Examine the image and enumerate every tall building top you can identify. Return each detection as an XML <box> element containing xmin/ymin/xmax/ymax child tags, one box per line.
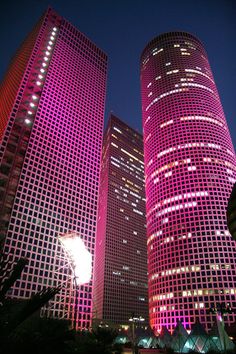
<box><xmin>141</xmin><ymin>31</ymin><xmax>204</xmax><ymax>61</ymax></box>
<box><xmin>107</xmin><ymin>113</ymin><xmax>143</xmax><ymax>143</ymax></box>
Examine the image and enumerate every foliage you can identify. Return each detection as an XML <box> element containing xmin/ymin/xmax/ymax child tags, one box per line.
<box><xmin>0</xmin><ymin>256</ymin><xmax>28</xmax><ymax>303</ymax></box>
<box><xmin>65</xmin><ymin>327</ymin><xmax>122</xmax><ymax>354</ymax></box>
<box><xmin>1</xmin><ymin>315</ymin><xmax>72</xmax><ymax>354</ymax></box>
<box><xmin>0</xmin><ymin>255</ymin><xmax>61</xmax><ymax>334</ymax></box>
<box><xmin>0</xmin><ymin>255</ymin><xmax>123</xmax><ymax>353</ymax></box>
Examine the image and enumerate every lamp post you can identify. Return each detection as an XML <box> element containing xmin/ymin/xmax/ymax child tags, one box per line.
<box><xmin>129</xmin><ymin>314</ymin><xmax>145</xmax><ymax>354</ymax></box>
<box><xmin>209</xmin><ymin>303</ymin><xmax>232</xmax><ymax>352</ymax></box>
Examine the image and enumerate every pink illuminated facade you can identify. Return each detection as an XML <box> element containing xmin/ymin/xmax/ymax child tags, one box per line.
<box><xmin>140</xmin><ymin>32</ymin><xmax>236</xmax><ymax>333</ymax></box>
<box><xmin>93</xmin><ymin>114</ymin><xmax>148</xmax><ymax>325</ymax></box>
<box><xmin>0</xmin><ymin>8</ymin><xmax>107</xmax><ymax>329</ymax></box>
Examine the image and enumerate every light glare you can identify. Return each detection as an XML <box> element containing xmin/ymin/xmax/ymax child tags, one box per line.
<box><xmin>59</xmin><ymin>232</ymin><xmax>92</xmax><ymax>285</ymax></box>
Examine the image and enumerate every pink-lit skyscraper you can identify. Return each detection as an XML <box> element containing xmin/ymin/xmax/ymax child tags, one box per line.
<box><xmin>0</xmin><ymin>8</ymin><xmax>107</xmax><ymax>329</ymax></box>
<box><xmin>93</xmin><ymin>114</ymin><xmax>148</xmax><ymax>326</ymax></box>
<box><xmin>140</xmin><ymin>32</ymin><xmax>236</xmax><ymax>333</ymax></box>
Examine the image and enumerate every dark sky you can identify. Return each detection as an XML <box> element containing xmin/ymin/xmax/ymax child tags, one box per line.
<box><xmin>1</xmin><ymin>0</ymin><xmax>235</xmax><ymax>146</ymax></box>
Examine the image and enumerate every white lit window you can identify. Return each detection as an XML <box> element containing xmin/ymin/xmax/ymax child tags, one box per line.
<box><xmin>123</xmin><ymin>266</ymin><xmax>130</xmax><ymax>270</ymax></box>
<box><xmin>188</xmin><ymin>166</ymin><xmax>196</xmax><ymax>171</ymax></box>
<box><xmin>113</xmin><ymin>126</ymin><xmax>122</xmax><ymax>134</ymax></box>
<box><xmin>160</xmin><ymin>119</ymin><xmax>173</xmax><ymax>128</ymax></box>
<box><xmin>164</xmin><ymin>171</ymin><xmax>172</xmax><ymax>177</ymax></box>
<box><xmin>153</xmin><ymin>48</ymin><xmax>163</xmax><ymax>56</ymax></box>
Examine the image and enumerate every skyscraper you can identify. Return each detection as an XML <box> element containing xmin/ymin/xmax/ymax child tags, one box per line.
<box><xmin>93</xmin><ymin>114</ymin><xmax>148</xmax><ymax>326</ymax></box>
<box><xmin>0</xmin><ymin>8</ymin><xmax>107</xmax><ymax>329</ymax></box>
<box><xmin>140</xmin><ymin>32</ymin><xmax>236</xmax><ymax>333</ymax></box>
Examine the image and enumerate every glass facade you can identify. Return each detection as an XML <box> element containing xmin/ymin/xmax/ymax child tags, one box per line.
<box><xmin>140</xmin><ymin>32</ymin><xmax>236</xmax><ymax>333</ymax></box>
<box><xmin>93</xmin><ymin>114</ymin><xmax>148</xmax><ymax>325</ymax></box>
<box><xmin>0</xmin><ymin>8</ymin><xmax>107</xmax><ymax>330</ymax></box>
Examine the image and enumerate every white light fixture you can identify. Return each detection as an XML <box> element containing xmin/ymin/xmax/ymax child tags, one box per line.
<box><xmin>40</xmin><ymin>69</ymin><xmax>45</xmax><ymax>73</ymax></box>
<box><xmin>36</xmin><ymin>81</ymin><xmax>42</xmax><ymax>86</ymax></box>
<box><xmin>42</xmin><ymin>63</ymin><xmax>47</xmax><ymax>67</ymax></box>
<box><xmin>47</xmin><ymin>46</ymin><xmax>51</xmax><ymax>50</ymax></box>
<box><xmin>49</xmin><ymin>41</ymin><xmax>53</xmax><ymax>45</ymax></box>
<box><xmin>32</xmin><ymin>95</ymin><xmax>38</xmax><ymax>100</ymax></box>
<box><xmin>25</xmin><ymin>118</ymin><xmax>31</xmax><ymax>124</ymax></box>
<box><xmin>27</xmin><ymin>110</ymin><xmax>33</xmax><ymax>115</ymax></box>
<box><xmin>29</xmin><ymin>102</ymin><xmax>35</xmax><ymax>107</ymax></box>
<box><xmin>38</xmin><ymin>74</ymin><xmax>43</xmax><ymax>79</ymax></box>
<box><xmin>53</xmin><ymin>27</ymin><xmax>57</xmax><ymax>31</ymax></box>
<box><xmin>58</xmin><ymin>232</ymin><xmax>92</xmax><ymax>285</ymax></box>
<box><xmin>50</xmin><ymin>36</ymin><xmax>55</xmax><ymax>40</ymax></box>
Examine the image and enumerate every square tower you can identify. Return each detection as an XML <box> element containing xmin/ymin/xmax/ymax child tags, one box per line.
<box><xmin>93</xmin><ymin>114</ymin><xmax>149</xmax><ymax>326</ymax></box>
<box><xmin>0</xmin><ymin>8</ymin><xmax>107</xmax><ymax>330</ymax></box>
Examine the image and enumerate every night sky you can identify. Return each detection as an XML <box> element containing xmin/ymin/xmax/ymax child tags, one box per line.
<box><xmin>1</xmin><ymin>0</ymin><xmax>235</xmax><ymax>146</ymax></box>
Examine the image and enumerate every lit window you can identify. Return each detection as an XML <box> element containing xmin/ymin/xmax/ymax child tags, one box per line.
<box><xmin>188</xmin><ymin>166</ymin><xmax>196</xmax><ymax>171</ymax></box>
<box><xmin>153</xmin><ymin>48</ymin><xmax>163</xmax><ymax>56</ymax></box>
<box><xmin>160</xmin><ymin>119</ymin><xmax>173</xmax><ymax>128</ymax></box>
<box><xmin>113</xmin><ymin>126</ymin><xmax>122</xmax><ymax>134</ymax></box>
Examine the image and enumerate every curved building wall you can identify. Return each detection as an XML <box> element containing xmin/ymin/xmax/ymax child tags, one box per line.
<box><xmin>140</xmin><ymin>32</ymin><xmax>236</xmax><ymax>333</ymax></box>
